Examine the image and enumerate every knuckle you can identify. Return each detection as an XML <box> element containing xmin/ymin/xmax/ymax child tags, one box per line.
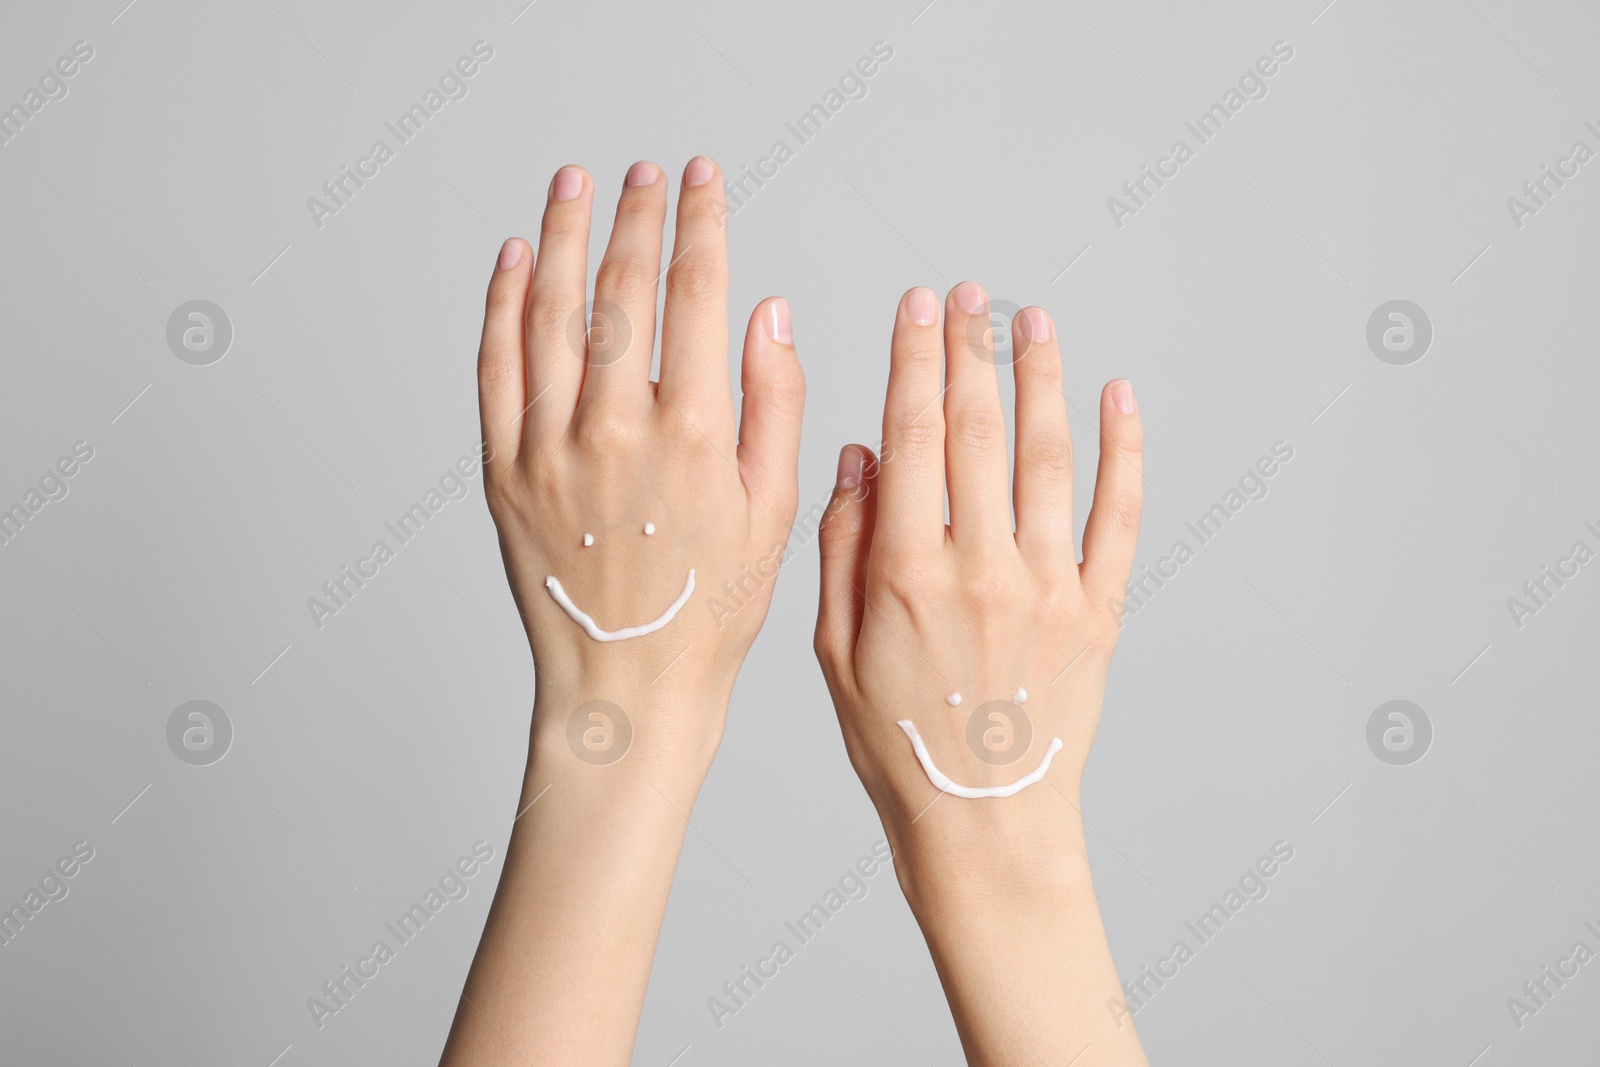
<box><xmin>1108</xmin><ymin>419</ymin><xmax>1144</xmax><ymax>456</ymax></box>
<box><xmin>1107</xmin><ymin>492</ymin><xmax>1143</xmax><ymax>530</ymax></box>
<box><xmin>541</xmin><ymin>203</ymin><xmax>589</xmax><ymax>239</ymax></box>
<box><xmin>666</xmin><ymin>260</ymin><xmax>724</xmax><ymax>305</ymax></box>
<box><xmin>528</xmin><ymin>298</ymin><xmax>576</xmax><ymax>342</ymax></box>
<box><xmin>878</xmin><ymin>552</ymin><xmax>937</xmax><ymax>603</ymax></box>
<box><xmin>812</xmin><ymin>627</ymin><xmax>843</xmax><ymax>673</ymax></box>
<box><xmin>764</xmin><ymin>362</ymin><xmax>807</xmax><ymax>405</ymax></box>
<box><xmin>888</xmin><ymin>412</ymin><xmax>941</xmax><ymax>461</ymax></box>
<box><xmin>948</xmin><ymin>405</ymin><xmax>1004</xmax><ymax>452</ymax></box>
<box><xmin>575</xmin><ymin>411</ymin><xmax>635</xmax><ymax>453</ymax></box>
<box><xmin>957</xmin><ymin>565</ymin><xmax>1008</xmax><ymax>614</ymax></box>
<box><xmin>614</xmin><ymin>192</ymin><xmax>662</xmax><ymax>222</ymax></box>
<box><xmin>1019</xmin><ymin>432</ymin><xmax>1073</xmax><ymax>480</ymax></box>
<box><xmin>594</xmin><ymin>255</ymin><xmax>656</xmax><ymax>305</ymax></box>
<box><xmin>660</xmin><ymin>404</ymin><xmax>711</xmax><ymax>448</ymax></box>
<box><xmin>476</xmin><ymin>351</ymin><xmax>519</xmax><ymax>388</ymax></box>
<box><xmin>521</xmin><ymin>449</ymin><xmax>561</xmax><ymax>494</ymax></box>
<box><xmin>485</xmin><ymin>454</ymin><xmax>536</xmax><ymax>510</ymax></box>
<box><xmin>893</xmin><ymin>342</ymin><xmax>940</xmax><ymax>375</ymax></box>
<box><xmin>769</xmin><ymin>487</ymin><xmax>802</xmax><ymax>526</ymax></box>
<box><xmin>819</xmin><ymin>505</ymin><xmax>867</xmax><ymax>557</ymax></box>
<box><xmin>485</xmin><ymin>282</ymin><xmax>525</xmax><ymax>318</ymax></box>
<box><xmin>1018</xmin><ymin>344</ymin><xmax>1062</xmax><ymax>381</ymax></box>
<box><xmin>540</xmin><ymin>219</ymin><xmax>587</xmax><ymax>250</ymax></box>
<box><xmin>685</xmin><ymin>192</ymin><xmax>728</xmax><ymax>226</ymax></box>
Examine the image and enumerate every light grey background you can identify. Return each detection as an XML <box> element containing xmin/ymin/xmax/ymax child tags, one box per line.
<box><xmin>2</xmin><ymin>0</ymin><xmax>1596</xmax><ymax>1064</ymax></box>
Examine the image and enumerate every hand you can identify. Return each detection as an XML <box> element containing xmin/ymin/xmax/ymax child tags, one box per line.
<box><xmin>812</xmin><ymin>282</ymin><xmax>1148</xmax><ymax>1066</ymax></box>
<box><xmin>442</xmin><ymin>158</ymin><xmax>803</xmax><ymax>1067</ymax></box>
<box><xmin>477</xmin><ymin>156</ymin><xmax>804</xmax><ymax>768</ymax></box>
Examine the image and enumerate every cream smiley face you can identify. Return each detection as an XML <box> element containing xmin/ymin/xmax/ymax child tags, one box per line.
<box><xmin>897</xmin><ymin>688</ymin><xmax>1061</xmax><ymax>799</ymax></box>
<box><xmin>546</xmin><ymin>521</ymin><xmax>694</xmax><ymax>642</ymax></box>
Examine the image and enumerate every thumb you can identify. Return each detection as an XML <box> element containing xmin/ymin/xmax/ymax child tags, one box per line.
<box><xmin>814</xmin><ymin>444</ymin><xmax>878</xmax><ymax>669</ymax></box>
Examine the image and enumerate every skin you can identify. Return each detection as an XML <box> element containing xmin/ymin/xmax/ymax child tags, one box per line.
<box><xmin>813</xmin><ymin>284</ymin><xmax>1151</xmax><ymax>1066</ymax></box>
<box><xmin>438</xmin><ymin>156</ymin><xmax>804</xmax><ymax>1067</ymax></box>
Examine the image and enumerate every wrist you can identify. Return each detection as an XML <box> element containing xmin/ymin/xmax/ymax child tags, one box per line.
<box><xmin>528</xmin><ymin>670</ymin><xmax>731</xmax><ymax>785</ymax></box>
<box><xmin>882</xmin><ymin>791</ymin><xmax>1095</xmax><ymax>916</ymax></box>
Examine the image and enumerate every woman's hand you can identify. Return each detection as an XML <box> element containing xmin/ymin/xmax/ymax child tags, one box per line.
<box><xmin>477</xmin><ymin>156</ymin><xmax>804</xmax><ymax>770</ymax></box>
<box><xmin>442</xmin><ymin>157</ymin><xmax>803</xmax><ymax>1067</ymax></box>
<box><xmin>814</xmin><ymin>283</ymin><xmax>1149</xmax><ymax>1067</ymax></box>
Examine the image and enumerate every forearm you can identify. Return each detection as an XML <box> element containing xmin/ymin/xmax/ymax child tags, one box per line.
<box><xmin>888</xmin><ymin>802</ymin><xmax>1149</xmax><ymax>1067</ymax></box>
<box><xmin>440</xmin><ymin>683</ymin><xmax>721</xmax><ymax>1067</ymax></box>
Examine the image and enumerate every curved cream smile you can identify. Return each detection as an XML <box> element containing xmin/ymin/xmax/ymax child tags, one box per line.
<box><xmin>896</xmin><ymin>719</ymin><xmax>1063</xmax><ymax>799</ymax></box>
<box><xmin>544</xmin><ymin>569</ymin><xmax>695</xmax><ymax>642</ymax></box>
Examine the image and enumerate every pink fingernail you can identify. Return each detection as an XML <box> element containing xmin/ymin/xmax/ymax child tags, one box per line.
<box><xmin>1111</xmin><ymin>380</ymin><xmax>1137</xmax><ymax>415</ymax></box>
<box><xmin>626</xmin><ymin>161</ymin><xmax>659</xmax><ymax>187</ymax></box>
<box><xmin>907</xmin><ymin>287</ymin><xmax>937</xmax><ymax>326</ymax></box>
<box><xmin>1019</xmin><ymin>307</ymin><xmax>1051</xmax><ymax>343</ymax></box>
<box><xmin>497</xmin><ymin>239</ymin><xmax>522</xmax><ymax>270</ymax></box>
<box><xmin>836</xmin><ymin>446</ymin><xmax>864</xmax><ymax>490</ymax></box>
<box><xmin>767</xmin><ymin>298</ymin><xmax>792</xmax><ymax>344</ymax></box>
<box><xmin>952</xmin><ymin>281</ymin><xmax>986</xmax><ymax>315</ymax></box>
<box><xmin>684</xmin><ymin>156</ymin><xmax>716</xmax><ymax>187</ymax></box>
<box><xmin>551</xmin><ymin>166</ymin><xmax>583</xmax><ymax>201</ymax></box>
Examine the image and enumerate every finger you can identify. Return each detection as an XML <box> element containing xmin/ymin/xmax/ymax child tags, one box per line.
<box><xmin>736</xmin><ymin>297</ymin><xmax>805</xmax><ymax>529</ymax></box>
<box><xmin>1079</xmin><ymin>380</ymin><xmax>1144</xmax><ymax>603</ymax></box>
<box><xmin>1010</xmin><ymin>307</ymin><xmax>1076</xmax><ymax>571</ymax></box>
<box><xmin>523</xmin><ymin>165</ymin><xmax>593</xmax><ymax>446</ymax></box>
<box><xmin>478</xmin><ymin>237</ymin><xmax>532</xmax><ymax>465</ymax></box>
<box><xmin>657</xmin><ymin>156</ymin><xmax>732</xmax><ymax>423</ymax></box>
<box><xmin>875</xmin><ymin>286</ymin><xmax>946</xmax><ymax>555</ymax></box>
<box><xmin>578</xmin><ymin>161</ymin><xmax>667</xmax><ymax>418</ymax></box>
<box><xmin>942</xmin><ymin>282</ymin><xmax>1013</xmax><ymax>546</ymax></box>
<box><xmin>815</xmin><ymin>444</ymin><xmax>880</xmax><ymax>669</ymax></box>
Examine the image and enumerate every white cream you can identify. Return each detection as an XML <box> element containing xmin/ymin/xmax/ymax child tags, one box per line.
<box><xmin>544</xmin><ymin>569</ymin><xmax>695</xmax><ymax>641</ymax></box>
<box><xmin>583</xmin><ymin>533</ymin><xmax>594</xmax><ymax>547</ymax></box>
<box><xmin>643</xmin><ymin>522</ymin><xmax>656</xmax><ymax>536</ymax></box>
<box><xmin>1013</xmin><ymin>687</ymin><xmax>1027</xmax><ymax>704</ymax></box>
<box><xmin>946</xmin><ymin>692</ymin><xmax>962</xmax><ymax>706</ymax></box>
<box><xmin>896</xmin><ymin>720</ymin><xmax>1063</xmax><ymax>799</ymax></box>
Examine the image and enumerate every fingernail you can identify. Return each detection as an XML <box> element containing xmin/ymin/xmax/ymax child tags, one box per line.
<box><xmin>626</xmin><ymin>161</ymin><xmax>658</xmax><ymax>187</ymax></box>
<box><xmin>952</xmin><ymin>281</ymin><xmax>986</xmax><ymax>315</ymax></box>
<box><xmin>551</xmin><ymin>166</ymin><xmax>583</xmax><ymax>201</ymax></box>
<box><xmin>1111</xmin><ymin>380</ymin><xmax>1137</xmax><ymax>415</ymax></box>
<box><xmin>767</xmin><ymin>298</ymin><xmax>792</xmax><ymax>344</ymax></box>
<box><xmin>1018</xmin><ymin>307</ymin><xmax>1051</xmax><ymax>343</ymax></box>
<box><xmin>907</xmin><ymin>287</ymin><xmax>937</xmax><ymax>326</ymax></box>
<box><xmin>836</xmin><ymin>446</ymin><xmax>864</xmax><ymax>491</ymax></box>
<box><xmin>685</xmin><ymin>156</ymin><xmax>716</xmax><ymax>187</ymax></box>
<box><xmin>497</xmin><ymin>238</ymin><xmax>522</xmax><ymax>271</ymax></box>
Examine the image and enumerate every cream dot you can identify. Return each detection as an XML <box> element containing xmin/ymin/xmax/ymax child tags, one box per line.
<box><xmin>643</xmin><ymin>522</ymin><xmax>656</xmax><ymax>536</ymax></box>
<box><xmin>1013</xmin><ymin>687</ymin><xmax>1027</xmax><ymax>704</ymax></box>
<box><xmin>583</xmin><ymin>533</ymin><xmax>594</xmax><ymax>547</ymax></box>
<box><xmin>946</xmin><ymin>692</ymin><xmax>962</xmax><ymax>706</ymax></box>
